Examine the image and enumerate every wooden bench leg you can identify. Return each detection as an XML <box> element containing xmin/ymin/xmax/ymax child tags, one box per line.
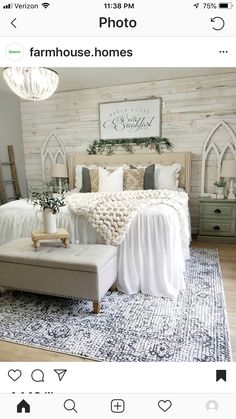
<box><xmin>110</xmin><ymin>283</ymin><xmax>117</xmax><ymax>292</ymax></box>
<box><xmin>32</xmin><ymin>240</ymin><xmax>40</xmax><ymax>251</ymax></box>
<box><xmin>62</xmin><ymin>238</ymin><xmax>69</xmax><ymax>248</ymax></box>
<box><xmin>64</xmin><ymin>238</ymin><xmax>69</xmax><ymax>248</ymax></box>
<box><xmin>93</xmin><ymin>301</ymin><xmax>100</xmax><ymax>314</ymax></box>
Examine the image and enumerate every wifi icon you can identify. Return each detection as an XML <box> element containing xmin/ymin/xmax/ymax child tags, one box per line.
<box><xmin>42</xmin><ymin>2</ymin><xmax>50</xmax><ymax>8</ymax></box>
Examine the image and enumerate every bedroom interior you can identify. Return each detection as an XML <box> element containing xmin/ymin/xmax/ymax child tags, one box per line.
<box><xmin>0</xmin><ymin>67</ymin><xmax>235</xmax><ymax>362</ymax></box>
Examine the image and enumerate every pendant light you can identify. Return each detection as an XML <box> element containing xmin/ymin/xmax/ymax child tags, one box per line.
<box><xmin>3</xmin><ymin>67</ymin><xmax>59</xmax><ymax>101</ymax></box>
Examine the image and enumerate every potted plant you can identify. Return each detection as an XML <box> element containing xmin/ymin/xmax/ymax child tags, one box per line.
<box><xmin>28</xmin><ymin>184</ymin><xmax>66</xmax><ymax>233</ymax></box>
<box><xmin>214</xmin><ymin>180</ymin><xmax>226</xmax><ymax>199</ymax></box>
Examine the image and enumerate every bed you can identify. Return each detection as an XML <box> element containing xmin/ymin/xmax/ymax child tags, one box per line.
<box><xmin>0</xmin><ymin>152</ymin><xmax>191</xmax><ymax>298</ymax></box>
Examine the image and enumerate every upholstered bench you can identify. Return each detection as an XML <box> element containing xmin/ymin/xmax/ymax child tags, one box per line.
<box><xmin>0</xmin><ymin>238</ymin><xmax>117</xmax><ymax>314</ymax></box>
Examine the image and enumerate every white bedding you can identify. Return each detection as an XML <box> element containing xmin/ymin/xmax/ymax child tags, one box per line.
<box><xmin>0</xmin><ymin>199</ymin><xmax>76</xmax><ymax>243</ymax></box>
<box><xmin>67</xmin><ymin>189</ymin><xmax>189</xmax><ymax>248</ymax></box>
<box><xmin>0</xmin><ymin>193</ymin><xmax>190</xmax><ymax>298</ymax></box>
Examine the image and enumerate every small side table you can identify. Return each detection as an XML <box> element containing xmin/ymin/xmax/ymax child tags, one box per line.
<box><xmin>197</xmin><ymin>197</ymin><xmax>236</xmax><ymax>243</ymax></box>
<box><xmin>31</xmin><ymin>228</ymin><xmax>70</xmax><ymax>251</ymax></box>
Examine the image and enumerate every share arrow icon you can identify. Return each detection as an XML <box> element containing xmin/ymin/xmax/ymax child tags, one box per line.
<box><xmin>54</xmin><ymin>369</ymin><xmax>67</xmax><ymax>381</ymax></box>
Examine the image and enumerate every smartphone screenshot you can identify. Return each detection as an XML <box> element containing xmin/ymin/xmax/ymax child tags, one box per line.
<box><xmin>0</xmin><ymin>1</ymin><xmax>235</xmax><ymax>418</ymax></box>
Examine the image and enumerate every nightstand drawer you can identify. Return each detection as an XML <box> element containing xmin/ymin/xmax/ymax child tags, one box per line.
<box><xmin>200</xmin><ymin>202</ymin><xmax>236</xmax><ymax>219</ymax></box>
<box><xmin>199</xmin><ymin>219</ymin><xmax>235</xmax><ymax>236</ymax></box>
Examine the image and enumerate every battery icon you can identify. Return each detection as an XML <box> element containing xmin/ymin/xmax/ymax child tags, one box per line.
<box><xmin>219</xmin><ymin>2</ymin><xmax>233</xmax><ymax>7</ymax></box>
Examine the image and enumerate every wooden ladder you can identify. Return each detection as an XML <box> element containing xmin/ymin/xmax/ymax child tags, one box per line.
<box><xmin>0</xmin><ymin>145</ymin><xmax>21</xmax><ymax>204</ymax></box>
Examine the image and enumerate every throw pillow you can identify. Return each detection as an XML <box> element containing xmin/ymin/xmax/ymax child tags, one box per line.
<box><xmin>154</xmin><ymin>163</ymin><xmax>181</xmax><ymax>190</ymax></box>
<box><xmin>123</xmin><ymin>168</ymin><xmax>144</xmax><ymax>190</ymax></box>
<box><xmin>99</xmin><ymin>166</ymin><xmax>123</xmax><ymax>192</ymax></box>
<box><xmin>90</xmin><ymin>169</ymin><xmax>99</xmax><ymax>192</ymax></box>
<box><xmin>143</xmin><ymin>164</ymin><xmax>155</xmax><ymax>189</ymax></box>
<box><xmin>75</xmin><ymin>164</ymin><xmax>97</xmax><ymax>192</ymax></box>
<box><xmin>80</xmin><ymin>167</ymin><xmax>91</xmax><ymax>192</ymax></box>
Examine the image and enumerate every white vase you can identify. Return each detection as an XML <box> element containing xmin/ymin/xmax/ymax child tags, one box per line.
<box><xmin>42</xmin><ymin>209</ymin><xmax>57</xmax><ymax>233</ymax></box>
<box><xmin>216</xmin><ymin>186</ymin><xmax>224</xmax><ymax>199</ymax></box>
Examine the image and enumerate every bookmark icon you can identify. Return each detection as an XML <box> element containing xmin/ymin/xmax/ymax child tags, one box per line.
<box><xmin>216</xmin><ymin>370</ymin><xmax>227</xmax><ymax>382</ymax></box>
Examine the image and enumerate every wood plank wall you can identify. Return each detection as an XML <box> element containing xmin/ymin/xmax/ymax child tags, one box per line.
<box><xmin>20</xmin><ymin>71</ymin><xmax>236</xmax><ymax>233</ymax></box>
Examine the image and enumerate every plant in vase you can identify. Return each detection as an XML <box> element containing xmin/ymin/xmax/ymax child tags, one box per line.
<box><xmin>28</xmin><ymin>184</ymin><xmax>66</xmax><ymax>233</ymax></box>
<box><xmin>214</xmin><ymin>180</ymin><xmax>226</xmax><ymax>199</ymax></box>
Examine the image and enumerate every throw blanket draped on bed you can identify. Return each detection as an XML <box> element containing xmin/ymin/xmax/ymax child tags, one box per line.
<box><xmin>67</xmin><ymin>190</ymin><xmax>189</xmax><ymax>247</ymax></box>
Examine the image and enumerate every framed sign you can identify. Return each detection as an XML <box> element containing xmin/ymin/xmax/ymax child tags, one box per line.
<box><xmin>99</xmin><ymin>98</ymin><xmax>161</xmax><ymax>140</ymax></box>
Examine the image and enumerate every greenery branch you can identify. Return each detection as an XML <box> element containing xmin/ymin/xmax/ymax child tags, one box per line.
<box><xmin>214</xmin><ymin>180</ymin><xmax>226</xmax><ymax>188</ymax></box>
<box><xmin>28</xmin><ymin>183</ymin><xmax>66</xmax><ymax>214</ymax></box>
<box><xmin>87</xmin><ymin>137</ymin><xmax>173</xmax><ymax>156</ymax></box>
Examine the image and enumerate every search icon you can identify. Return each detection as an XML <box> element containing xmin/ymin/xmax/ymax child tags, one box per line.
<box><xmin>64</xmin><ymin>399</ymin><xmax>77</xmax><ymax>413</ymax></box>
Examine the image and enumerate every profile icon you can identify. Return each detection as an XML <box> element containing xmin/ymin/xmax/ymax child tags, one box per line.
<box><xmin>206</xmin><ymin>400</ymin><xmax>219</xmax><ymax>411</ymax></box>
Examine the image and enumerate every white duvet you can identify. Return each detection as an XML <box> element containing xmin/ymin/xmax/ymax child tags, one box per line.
<box><xmin>0</xmin><ymin>193</ymin><xmax>190</xmax><ymax>298</ymax></box>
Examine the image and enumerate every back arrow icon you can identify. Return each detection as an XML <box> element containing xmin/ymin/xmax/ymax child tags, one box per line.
<box><xmin>11</xmin><ymin>18</ymin><xmax>17</xmax><ymax>28</ymax></box>
<box><xmin>211</xmin><ymin>17</ymin><xmax>225</xmax><ymax>31</ymax></box>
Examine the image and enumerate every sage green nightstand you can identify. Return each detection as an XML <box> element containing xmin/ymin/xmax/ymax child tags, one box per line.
<box><xmin>197</xmin><ymin>197</ymin><xmax>236</xmax><ymax>243</ymax></box>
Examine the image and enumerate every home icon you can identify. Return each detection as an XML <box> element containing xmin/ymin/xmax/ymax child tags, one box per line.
<box><xmin>17</xmin><ymin>400</ymin><xmax>30</xmax><ymax>413</ymax></box>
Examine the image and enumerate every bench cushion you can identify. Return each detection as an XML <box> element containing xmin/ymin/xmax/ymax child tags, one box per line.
<box><xmin>0</xmin><ymin>238</ymin><xmax>118</xmax><ymax>303</ymax></box>
<box><xmin>0</xmin><ymin>238</ymin><xmax>117</xmax><ymax>273</ymax></box>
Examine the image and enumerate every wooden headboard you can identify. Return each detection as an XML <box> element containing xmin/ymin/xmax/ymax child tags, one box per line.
<box><xmin>68</xmin><ymin>152</ymin><xmax>191</xmax><ymax>194</ymax></box>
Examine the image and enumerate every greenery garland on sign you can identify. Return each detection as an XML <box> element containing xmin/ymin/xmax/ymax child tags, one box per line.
<box><xmin>87</xmin><ymin>137</ymin><xmax>173</xmax><ymax>156</ymax></box>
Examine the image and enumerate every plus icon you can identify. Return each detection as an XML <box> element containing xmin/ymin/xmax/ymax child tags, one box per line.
<box><xmin>111</xmin><ymin>399</ymin><xmax>125</xmax><ymax>413</ymax></box>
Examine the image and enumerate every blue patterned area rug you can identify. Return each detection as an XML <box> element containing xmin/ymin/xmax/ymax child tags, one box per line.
<box><xmin>0</xmin><ymin>248</ymin><xmax>232</xmax><ymax>362</ymax></box>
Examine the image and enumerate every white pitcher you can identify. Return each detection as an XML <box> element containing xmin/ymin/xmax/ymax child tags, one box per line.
<box><xmin>37</xmin><ymin>209</ymin><xmax>57</xmax><ymax>233</ymax></box>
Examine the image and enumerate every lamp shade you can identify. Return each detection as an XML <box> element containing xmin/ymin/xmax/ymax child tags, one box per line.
<box><xmin>3</xmin><ymin>67</ymin><xmax>59</xmax><ymax>101</ymax></box>
<box><xmin>221</xmin><ymin>160</ymin><xmax>236</xmax><ymax>178</ymax></box>
<box><xmin>51</xmin><ymin>164</ymin><xmax>68</xmax><ymax>178</ymax></box>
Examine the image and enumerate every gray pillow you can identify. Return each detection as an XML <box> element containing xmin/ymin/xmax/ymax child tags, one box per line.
<box><xmin>80</xmin><ymin>167</ymin><xmax>91</xmax><ymax>192</ymax></box>
<box><xmin>144</xmin><ymin>164</ymin><xmax>155</xmax><ymax>189</ymax></box>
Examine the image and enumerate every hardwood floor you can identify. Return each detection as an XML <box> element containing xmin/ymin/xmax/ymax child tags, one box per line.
<box><xmin>0</xmin><ymin>342</ymin><xmax>87</xmax><ymax>362</ymax></box>
<box><xmin>0</xmin><ymin>242</ymin><xmax>235</xmax><ymax>362</ymax></box>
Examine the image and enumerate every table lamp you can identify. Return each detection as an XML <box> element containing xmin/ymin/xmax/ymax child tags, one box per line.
<box><xmin>221</xmin><ymin>160</ymin><xmax>236</xmax><ymax>199</ymax></box>
<box><xmin>51</xmin><ymin>163</ymin><xmax>68</xmax><ymax>193</ymax></box>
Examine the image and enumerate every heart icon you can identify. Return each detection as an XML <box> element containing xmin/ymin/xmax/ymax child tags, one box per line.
<box><xmin>158</xmin><ymin>400</ymin><xmax>172</xmax><ymax>412</ymax></box>
<box><xmin>8</xmin><ymin>369</ymin><xmax>22</xmax><ymax>382</ymax></box>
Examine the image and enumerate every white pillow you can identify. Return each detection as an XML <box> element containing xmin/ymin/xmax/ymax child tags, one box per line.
<box><xmin>75</xmin><ymin>165</ymin><xmax>83</xmax><ymax>190</ymax></box>
<box><xmin>99</xmin><ymin>166</ymin><xmax>123</xmax><ymax>192</ymax></box>
<box><xmin>154</xmin><ymin>164</ymin><xmax>181</xmax><ymax>190</ymax></box>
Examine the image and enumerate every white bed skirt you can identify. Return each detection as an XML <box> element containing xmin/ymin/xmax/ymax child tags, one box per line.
<box><xmin>0</xmin><ymin>199</ymin><xmax>189</xmax><ymax>298</ymax></box>
<box><xmin>73</xmin><ymin>204</ymin><xmax>188</xmax><ymax>298</ymax></box>
<box><xmin>118</xmin><ymin>205</ymin><xmax>187</xmax><ymax>297</ymax></box>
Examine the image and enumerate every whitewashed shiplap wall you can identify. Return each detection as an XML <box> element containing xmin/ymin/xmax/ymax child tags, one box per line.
<box><xmin>20</xmin><ymin>72</ymin><xmax>236</xmax><ymax>233</ymax></box>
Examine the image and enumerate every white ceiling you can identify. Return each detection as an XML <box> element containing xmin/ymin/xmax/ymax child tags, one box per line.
<box><xmin>0</xmin><ymin>67</ymin><xmax>235</xmax><ymax>94</ymax></box>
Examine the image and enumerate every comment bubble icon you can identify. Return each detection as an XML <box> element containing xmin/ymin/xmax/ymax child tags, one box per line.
<box><xmin>31</xmin><ymin>369</ymin><xmax>45</xmax><ymax>383</ymax></box>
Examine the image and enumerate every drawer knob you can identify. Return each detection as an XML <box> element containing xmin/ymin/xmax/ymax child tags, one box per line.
<box><xmin>214</xmin><ymin>209</ymin><xmax>221</xmax><ymax>214</ymax></box>
<box><xmin>213</xmin><ymin>225</ymin><xmax>220</xmax><ymax>231</ymax></box>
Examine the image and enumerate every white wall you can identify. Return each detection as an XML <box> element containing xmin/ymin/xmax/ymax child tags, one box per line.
<box><xmin>0</xmin><ymin>90</ymin><xmax>27</xmax><ymax>201</ymax></box>
<box><xmin>20</xmin><ymin>71</ymin><xmax>236</xmax><ymax>232</ymax></box>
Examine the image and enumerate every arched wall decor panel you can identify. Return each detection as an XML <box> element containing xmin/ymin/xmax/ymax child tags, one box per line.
<box><xmin>201</xmin><ymin>121</ymin><xmax>236</xmax><ymax>195</ymax></box>
<box><xmin>41</xmin><ymin>133</ymin><xmax>67</xmax><ymax>181</ymax></box>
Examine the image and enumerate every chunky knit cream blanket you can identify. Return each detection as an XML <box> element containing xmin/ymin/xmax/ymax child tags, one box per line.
<box><xmin>67</xmin><ymin>190</ymin><xmax>190</xmax><ymax>247</ymax></box>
